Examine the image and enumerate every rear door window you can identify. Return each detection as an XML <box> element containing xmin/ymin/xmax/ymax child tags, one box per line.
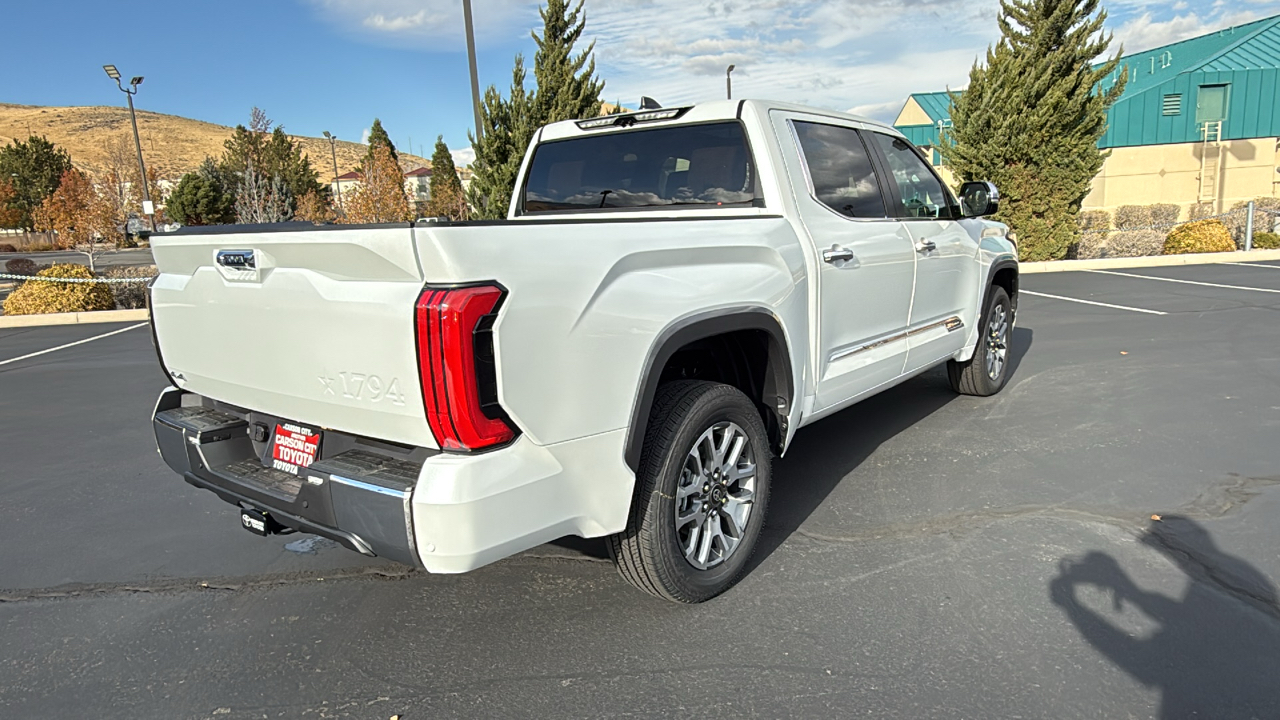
<box><xmin>791</xmin><ymin>121</ymin><xmax>887</xmax><ymax>218</ymax></box>
<box><xmin>521</xmin><ymin>122</ymin><xmax>758</xmax><ymax>213</ymax></box>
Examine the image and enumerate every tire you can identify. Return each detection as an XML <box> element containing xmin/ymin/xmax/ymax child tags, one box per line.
<box><xmin>947</xmin><ymin>285</ymin><xmax>1013</xmax><ymax>397</ymax></box>
<box><xmin>607</xmin><ymin>380</ymin><xmax>771</xmax><ymax>603</ymax></box>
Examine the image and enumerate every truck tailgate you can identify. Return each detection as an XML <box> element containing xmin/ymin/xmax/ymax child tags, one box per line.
<box><xmin>150</xmin><ymin>225</ymin><xmax>437</xmax><ymax>449</ymax></box>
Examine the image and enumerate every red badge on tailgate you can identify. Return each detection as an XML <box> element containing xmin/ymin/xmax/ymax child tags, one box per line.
<box><xmin>270</xmin><ymin>423</ymin><xmax>320</xmax><ymax>475</ymax></box>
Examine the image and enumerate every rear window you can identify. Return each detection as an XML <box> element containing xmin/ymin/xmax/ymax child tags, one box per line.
<box><xmin>521</xmin><ymin>122</ymin><xmax>759</xmax><ymax>213</ymax></box>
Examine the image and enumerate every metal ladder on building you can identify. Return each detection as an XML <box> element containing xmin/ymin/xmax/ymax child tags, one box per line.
<box><xmin>1198</xmin><ymin>121</ymin><xmax>1223</xmax><ymax>205</ymax></box>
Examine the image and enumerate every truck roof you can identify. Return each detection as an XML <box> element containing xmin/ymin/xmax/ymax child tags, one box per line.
<box><xmin>537</xmin><ymin>99</ymin><xmax>900</xmax><ymax>142</ymax></box>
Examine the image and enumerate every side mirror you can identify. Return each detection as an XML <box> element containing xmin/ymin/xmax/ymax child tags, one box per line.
<box><xmin>959</xmin><ymin>181</ymin><xmax>999</xmax><ymax>217</ymax></box>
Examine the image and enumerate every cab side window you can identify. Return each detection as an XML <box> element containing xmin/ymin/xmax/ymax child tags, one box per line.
<box><xmin>792</xmin><ymin>121</ymin><xmax>887</xmax><ymax>218</ymax></box>
<box><xmin>868</xmin><ymin>133</ymin><xmax>956</xmax><ymax>219</ymax></box>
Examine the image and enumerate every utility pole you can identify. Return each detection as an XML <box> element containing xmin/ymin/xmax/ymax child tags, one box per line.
<box><xmin>103</xmin><ymin>65</ymin><xmax>155</xmax><ymax>232</ymax></box>
<box><xmin>323</xmin><ymin>131</ymin><xmax>344</xmax><ymax>213</ymax></box>
<box><xmin>726</xmin><ymin>64</ymin><xmax>735</xmax><ymax>100</ymax></box>
<box><xmin>462</xmin><ymin>0</ymin><xmax>484</xmax><ymax>142</ymax></box>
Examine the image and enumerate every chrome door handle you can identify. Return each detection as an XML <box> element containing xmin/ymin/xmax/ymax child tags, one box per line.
<box><xmin>915</xmin><ymin>239</ymin><xmax>937</xmax><ymax>253</ymax></box>
<box><xmin>822</xmin><ymin>245</ymin><xmax>855</xmax><ymax>264</ymax></box>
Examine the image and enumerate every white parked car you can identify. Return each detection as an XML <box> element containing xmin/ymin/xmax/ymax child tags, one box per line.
<box><xmin>150</xmin><ymin>100</ymin><xmax>1017</xmax><ymax>602</ymax></box>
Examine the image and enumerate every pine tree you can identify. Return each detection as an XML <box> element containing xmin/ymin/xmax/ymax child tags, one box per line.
<box><xmin>426</xmin><ymin>136</ymin><xmax>469</xmax><ymax>221</ymax></box>
<box><xmin>940</xmin><ymin>0</ymin><xmax>1124</xmax><ymax>261</ymax></box>
<box><xmin>167</xmin><ymin>158</ymin><xmax>236</xmax><ymax>226</ymax></box>
<box><xmin>0</xmin><ymin>136</ymin><xmax>74</xmax><ymax>229</ymax></box>
<box><xmin>365</xmin><ymin>119</ymin><xmax>398</xmax><ymax>165</ymax></box>
<box><xmin>468</xmin><ymin>0</ymin><xmax>604</xmax><ymax>219</ymax></box>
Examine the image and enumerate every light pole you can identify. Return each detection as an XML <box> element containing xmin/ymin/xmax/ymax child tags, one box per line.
<box><xmin>323</xmin><ymin>131</ymin><xmax>344</xmax><ymax>213</ymax></box>
<box><xmin>462</xmin><ymin>0</ymin><xmax>484</xmax><ymax>143</ymax></box>
<box><xmin>726</xmin><ymin>64</ymin><xmax>735</xmax><ymax>100</ymax></box>
<box><xmin>102</xmin><ymin>65</ymin><xmax>155</xmax><ymax>233</ymax></box>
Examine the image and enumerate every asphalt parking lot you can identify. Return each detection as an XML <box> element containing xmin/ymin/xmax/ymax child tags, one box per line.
<box><xmin>2</xmin><ymin>260</ymin><xmax>1279</xmax><ymax>718</ymax></box>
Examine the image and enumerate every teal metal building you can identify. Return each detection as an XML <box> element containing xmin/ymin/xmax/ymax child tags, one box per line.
<box><xmin>893</xmin><ymin>14</ymin><xmax>1280</xmax><ymax>212</ymax></box>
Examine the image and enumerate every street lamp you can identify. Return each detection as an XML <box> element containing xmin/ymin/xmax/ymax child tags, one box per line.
<box><xmin>322</xmin><ymin>131</ymin><xmax>344</xmax><ymax>213</ymax></box>
<box><xmin>103</xmin><ymin>64</ymin><xmax>155</xmax><ymax>233</ymax></box>
<box><xmin>726</xmin><ymin>64</ymin><xmax>735</xmax><ymax>100</ymax></box>
<box><xmin>462</xmin><ymin>0</ymin><xmax>484</xmax><ymax>143</ymax></box>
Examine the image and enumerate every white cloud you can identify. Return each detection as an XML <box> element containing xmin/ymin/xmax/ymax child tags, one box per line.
<box><xmin>363</xmin><ymin>10</ymin><xmax>430</xmax><ymax>32</ymax></box>
<box><xmin>1111</xmin><ymin>8</ymin><xmax>1266</xmax><ymax>53</ymax></box>
<box><xmin>361</xmin><ymin>127</ymin><xmax>371</xmax><ymax>144</ymax></box>
<box><xmin>308</xmin><ymin>0</ymin><xmax>536</xmax><ymax>47</ymax></box>
<box><xmin>451</xmin><ymin>146</ymin><xmax>476</xmax><ymax>167</ymax></box>
<box><xmin>587</xmin><ymin>0</ymin><xmax>998</xmax><ymax>119</ymax></box>
<box><xmin>309</xmin><ymin>0</ymin><xmax>1271</xmax><ymax>134</ymax></box>
<box><xmin>848</xmin><ymin>99</ymin><xmax>910</xmax><ymax>123</ymax></box>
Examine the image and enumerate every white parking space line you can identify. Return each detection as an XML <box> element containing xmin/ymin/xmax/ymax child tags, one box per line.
<box><xmin>1084</xmin><ymin>269</ymin><xmax>1280</xmax><ymax>293</ymax></box>
<box><xmin>0</xmin><ymin>323</ymin><xmax>148</xmax><ymax>367</ymax></box>
<box><xmin>1021</xmin><ymin>290</ymin><xmax>1167</xmax><ymax>315</ymax></box>
<box><xmin>1223</xmin><ymin>262</ymin><xmax>1280</xmax><ymax>270</ymax></box>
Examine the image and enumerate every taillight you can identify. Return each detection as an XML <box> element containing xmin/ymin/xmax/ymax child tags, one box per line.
<box><xmin>415</xmin><ymin>284</ymin><xmax>517</xmax><ymax>451</ymax></box>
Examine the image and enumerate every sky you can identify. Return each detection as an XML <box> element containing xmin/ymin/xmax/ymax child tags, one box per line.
<box><xmin>2</xmin><ymin>0</ymin><xmax>1277</xmax><ymax>168</ymax></box>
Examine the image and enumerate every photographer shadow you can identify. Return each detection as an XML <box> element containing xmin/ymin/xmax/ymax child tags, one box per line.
<box><xmin>1050</xmin><ymin>516</ymin><xmax>1280</xmax><ymax>718</ymax></box>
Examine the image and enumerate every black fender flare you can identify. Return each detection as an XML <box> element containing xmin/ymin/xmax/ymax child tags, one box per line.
<box><xmin>985</xmin><ymin>258</ymin><xmax>1019</xmax><ymax>319</ymax></box>
<box><xmin>623</xmin><ymin>307</ymin><xmax>794</xmax><ymax>472</ymax></box>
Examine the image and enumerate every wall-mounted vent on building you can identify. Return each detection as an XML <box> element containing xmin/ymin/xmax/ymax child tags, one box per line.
<box><xmin>1162</xmin><ymin>94</ymin><xmax>1182</xmax><ymax>116</ymax></box>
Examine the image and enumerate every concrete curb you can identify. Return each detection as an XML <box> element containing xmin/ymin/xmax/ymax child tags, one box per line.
<box><xmin>1020</xmin><ymin>249</ymin><xmax>1280</xmax><ymax>274</ymax></box>
<box><xmin>0</xmin><ymin>309</ymin><xmax>150</xmax><ymax>328</ymax></box>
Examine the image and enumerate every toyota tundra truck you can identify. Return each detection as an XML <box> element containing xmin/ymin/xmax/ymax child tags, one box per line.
<box><xmin>150</xmin><ymin>100</ymin><xmax>1018</xmax><ymax>603</ymax></box>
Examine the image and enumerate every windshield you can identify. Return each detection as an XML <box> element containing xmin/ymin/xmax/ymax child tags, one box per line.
<box><xmin>521</xmin><ymin>121</ymin><xmax>758</xmax><ymax>213</ymax></box>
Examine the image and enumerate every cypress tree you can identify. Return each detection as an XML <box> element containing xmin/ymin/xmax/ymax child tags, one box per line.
<box><xmin>940</xmin><ymin>0</ymin><xmax>1124</xmax><ymax>261</ymax></box>
<box><xmin>426</xmin><ymin>136</ymin><xmax>468</xmax><ymax>221</ymax></box>
<box><xmin>531</xmin><ymin>0</ymin><xmax>604</xmax><ymax>126</ymax></box>
<box><xmin>468</xmin><ymin>57</ymin><xmax>535</xmax><ymax>220</ymax></box>
<box><xmin>365</xmin><ymin>119</ymin><xmax>398</xmax><ymax>164</ymax></box>
<box><xmin>468</xmin><ymin>0</ymin><xmax>604</xmax><ymax>219</ymax></box>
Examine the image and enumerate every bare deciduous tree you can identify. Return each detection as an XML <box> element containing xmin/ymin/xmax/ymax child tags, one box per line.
<box><xmin>235</xmin><ymin>159</ymin><xmax>293</xmax><ymax>224</ymax></box>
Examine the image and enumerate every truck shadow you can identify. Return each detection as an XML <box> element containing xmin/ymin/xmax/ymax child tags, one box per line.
<box><xmin>551</xmin><ymin>327</ymin><xmax>1033</xmax><ymax>569</ymax></box>
<box><xmin>1050</xmin><ymin>516</ymin><xmax>1280</xmax><ymax>717</ymax></box>
<box><xmin>748</xmin><ymin>325</ymin><xmax>1033</xmax><ymax>571</ymax></box>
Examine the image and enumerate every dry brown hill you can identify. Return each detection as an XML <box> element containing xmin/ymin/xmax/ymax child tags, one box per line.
<box><xmin>0</xmin><ymin>103</ymin><xmax>434</xmax><ymax>182</ymax></box>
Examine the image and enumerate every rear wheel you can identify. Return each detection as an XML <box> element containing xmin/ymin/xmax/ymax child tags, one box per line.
<box><xmin>607</xmin><ymin>380</ymin><xmax>771</xmax><ymax>603</ymax></box>
<box><xmin>947</xmin><ymin>285</ymin><xmax>1012</xmax><ymax>396</ymax></box>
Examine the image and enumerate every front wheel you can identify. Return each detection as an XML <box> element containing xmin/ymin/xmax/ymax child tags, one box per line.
<box><xmin>947</xmin><ymin>285</ymin><xmax>1013</xmax><ymax>396</ymax></box>
<box><xmin>607</xmin><ymin>381</ymin><xmax>771</xmax><ymax>603</ymax></box>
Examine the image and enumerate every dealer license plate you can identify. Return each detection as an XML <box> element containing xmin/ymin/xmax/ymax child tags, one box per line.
<box><xmin>269</xmin><ymin>423</ymin><xmax>321</xmax><ymax>475</ymax></box>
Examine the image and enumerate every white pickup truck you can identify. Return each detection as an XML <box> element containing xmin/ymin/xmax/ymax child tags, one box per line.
<box><xmin>150</xmin><ymin>100</ymin><xmax>1017</xmax><ymax>602</ymax></box>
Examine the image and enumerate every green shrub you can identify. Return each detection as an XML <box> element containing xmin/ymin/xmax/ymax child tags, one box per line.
<box><xmin>1253</xmin><ymin>232</ymin><xmax>1280</xmax><ymax>250</ymax></box>
<box><xmin>2</xmin><ymin>264</ymin><xmax>116</xmax><ymax>315</ymax></box>
<box><xmin>100</xmin><ymin>264</ymin><xmax>157</xmax><ymax>309</ymax></box>
<box><xmin>1163</xmin><ymin>220</ymin><xmax>1235</xmax><ymax>255</ymax></box>
<box><xmin>0</xmin><ymin>243</ymin><xmax>16</xmax><ymax>253</ymax></box>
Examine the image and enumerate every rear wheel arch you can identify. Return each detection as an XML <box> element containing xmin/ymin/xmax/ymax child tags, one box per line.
<box><xmin>624</xmin><ymin>308</ymin><xmax>793</xmax><ymax>472</ymax></box>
